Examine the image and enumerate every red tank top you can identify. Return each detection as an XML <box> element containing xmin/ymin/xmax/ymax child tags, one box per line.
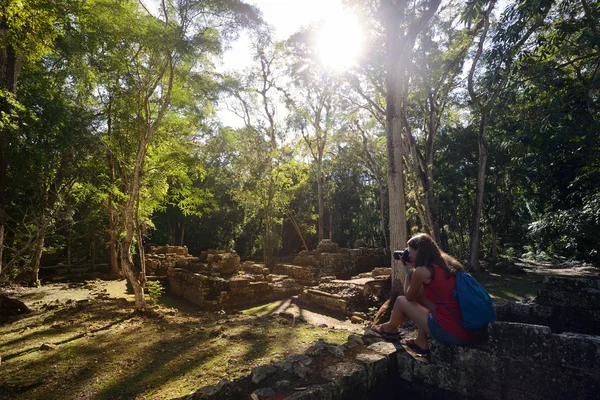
<box><xmin>423</xmin><ymin>266</ymin><xmax>477</xmax><ymax>341</ymax></box>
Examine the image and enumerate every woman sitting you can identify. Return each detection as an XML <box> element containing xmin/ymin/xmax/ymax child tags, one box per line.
<box><xmin>372</xmin><ymin>233</ymin><xmax>477</xmax><ymax>354</ymax></box>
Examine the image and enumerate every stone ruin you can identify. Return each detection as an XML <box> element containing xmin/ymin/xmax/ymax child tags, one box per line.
<box><xmin>298</xmin><ymin>268</ymin><xmax>391</xmax><ymax>315</ymax></box>
<box><xmin>177</xmin><ymin>275</ymin><xmax>600</xmax><ymax>400</ymax></box>
<box><xmin>144</xmin><ymin>246</ymin><xmax>304</xmax><ymax>310</ymax></box>
<box><xmin>145</xmin><ymin>241</ymin><xmax>390</xmax><ymax>312</ymax></box>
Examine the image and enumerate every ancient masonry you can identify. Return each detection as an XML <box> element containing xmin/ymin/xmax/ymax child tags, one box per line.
<box><xmin>145</xmin><ymin>240</ymin><xmax>390</xmax><ymax>311</ymax></box>
<box><xmin>177</xmin><ymin>275</ymin><xmax>600</xmax><ymax>400</ymax></box>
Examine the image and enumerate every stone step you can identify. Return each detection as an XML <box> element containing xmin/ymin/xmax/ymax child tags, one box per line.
<box><xmin>543</xmin><ymin>275</ymin><xmax>600</xmax><ymax>291</ymax></box>
<box><xmin>536</xmin><ymin>288</ymin><xmax>600</xmax><ymax>309</ymax></box>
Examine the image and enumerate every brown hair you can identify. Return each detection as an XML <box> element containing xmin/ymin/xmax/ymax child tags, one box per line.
<box><xmin>407</xmin><ymin>233</ymin><xmax>464</xmax><ymax>279</ymax></box>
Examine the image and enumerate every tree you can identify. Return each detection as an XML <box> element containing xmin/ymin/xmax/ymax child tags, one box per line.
<box><xmin>381</xmin><ymin>0</ymin><xmax>441</xmax><ymax>293</ymax></box>
<box><xmin>0</xmin><ymin>0</ymin><xmax>69</xmax><ymax>274</ymax></box>
<box><xmin>466</xmin><ymin>0</ymin><xmax>553</xmax><ymax>270</ymax></box>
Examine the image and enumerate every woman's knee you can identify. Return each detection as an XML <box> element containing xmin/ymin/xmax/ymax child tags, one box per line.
<box><xmin>395</xmin><ymin>295</ymin><xmax>409</xmax><ymax>308</ymax></box>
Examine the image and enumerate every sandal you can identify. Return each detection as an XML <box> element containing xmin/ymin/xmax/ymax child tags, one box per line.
<box><xmin>401</xmin><ymin>338</ymin><xmax>430</xmax><ymax>355</ymax></box>
<box><xmin>371</xmin><ymin>325</ymin><xmax>401</xmax><ymax>340</ymax></box>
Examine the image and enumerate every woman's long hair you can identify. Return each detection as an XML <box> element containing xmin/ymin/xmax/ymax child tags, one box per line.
<box><xmin>407</xmin><ymin>233</ymin><xmax>464</xmax><ymax>279</ymax></box>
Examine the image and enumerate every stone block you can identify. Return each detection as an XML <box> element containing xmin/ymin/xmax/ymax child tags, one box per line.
<box><xmin>543</xmin><ymin>276</ymin><xmax>600</xmax><ymax>292</ymax></box>
<box><xmin>317</xmin><ymin>239</ymin><xmax>340</xmax><ymax>254</ymax></box>
<box><xmin>249</xmin><ymin>281</ymin><xmax>269</xmax><ymax>293</ymax></box>
<box><xmin>553</xmin><ymin>332</ymin><xmax>600</xmax><ymax>370</ymax></box>
<box><xmin>536</xmin><ymin>288</ymin><xmax>600</xmax><ymax>309</ymax></box>
<box><xmin>372</xmin><ymin>267</ymin><xmax>391</xmax><ymax>277</ymax></box>
<box><xmin>303</xmin><ymin>289</ymin><xmax>347</xmax><ymax>312</ymax></box>
<box><xmin>293</xmin><ymin>250</ymin><xmax>319</xmax><ymax>267</ymax></box>
<box><xmin>487</xmin><ymin>321</ymin><xmax>552</xmax><ymax>363</ymax></box>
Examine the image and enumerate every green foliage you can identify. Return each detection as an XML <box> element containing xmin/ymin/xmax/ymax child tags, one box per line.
<box><xmin>146</xmin><ymin>280</ymin><xmax>166</xmax><ymax>302</ymax></box>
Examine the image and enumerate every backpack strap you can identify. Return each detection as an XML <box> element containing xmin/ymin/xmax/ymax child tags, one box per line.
<box><xmin>426</xmin><ymin>283</ymin><xmax>463</xmax><ymax>326</ymax></box>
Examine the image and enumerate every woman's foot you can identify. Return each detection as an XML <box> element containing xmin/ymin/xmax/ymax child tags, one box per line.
<box><xmin>401</xmin><ymin>338</ymin><xmax>430</xmax><ymax>355</ymax></box>
<box><xmin>371</xmin><ymin>323</ymin><xmax>400</xmax><ymax>335</ymax></box>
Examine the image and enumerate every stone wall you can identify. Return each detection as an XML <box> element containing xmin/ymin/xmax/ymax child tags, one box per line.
<box><xmin>396</xmin><ymin>321</ymin><xmax>600</xmax><ymax>399</ymax></box>
<box><xmin>145</xmin><ymin>246</ymin><xmax>304</xmax><ymax>310</ymax></box>
<box><xmin>292</xmin><ymin>240</ymin><xmax>390</xmax><ymax>280</ymax></box>
<box><xmin>145</xmin><ymin>245</ymin><xmax>201</xmax><ymax>276</ymax></box>
<box><xmin>496</xmin><ymin>275</ymin><xmax>600</xmax><ymax>335</ymax></box>
<box><xmin>272</xmin><ymin>264</ymin><xmax>319</xmax><ymax>286</ymax></box>
<box><xmin>181</xmin><ymin>320</ymin><xmax>600</xmax><ymax>400</ymax></box>
<box><xmin>183</xmin><ymin>275</ymin><xmax>600</xmax><ymax>400</ymax></box>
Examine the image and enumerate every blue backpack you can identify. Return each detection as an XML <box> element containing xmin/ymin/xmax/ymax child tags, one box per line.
<box><xmin>429</xmin><ymin>271</ymin><xmax>496</xmax><ymax>331</ymax></box>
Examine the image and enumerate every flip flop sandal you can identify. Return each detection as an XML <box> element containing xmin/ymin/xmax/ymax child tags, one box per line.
<box><xmin>401</xmin><ymin>338</ymin><xmax>431</xmax><ymax>355</ymax></box>
<box><xmin>371</xmin><ymin>325</ymin><xmax>401</xmax><ymax>340</ymax></box>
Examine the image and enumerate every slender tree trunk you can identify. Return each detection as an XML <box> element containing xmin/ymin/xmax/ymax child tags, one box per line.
<box><xmin>317</xmin><ymin>171</ymin><xmax>325</xmax><ymax>243</ymax></box>
<box><xmin>469</xmin><ymin>113</ymin><xmax>489</xmax><ymax>271</ymax></box>
<box><xmin>67</xmin><ymin>224</ymin><xmax>72</xmax><ymax>268</ymax></box>
<box><xmin>287</xmin><ymin>211</ymin><xmax>309</xmax><ymax>251</ymax></box>
<box><xmin>31</xmin><ymin>227</ymin><xmax>45</xmax><ymax>287</ymax></box>
<box><xmin>180</xmin><ymin>218</ymin><xmax>185</xmax><ymax>246</ymax></box>
<box><xmin>122</xmin><ymin>141</ymin><xmax>148</xmax><ymax>311</ymax></box>
<box><xmin>108</xmin><ymin>199</ymin><xmax>120</xmax><ymax>278</ymax></box>
<box><xmin>328</xmin><ymin>200</ymin><xmax>333</xmax><ymax>240</ymax></box>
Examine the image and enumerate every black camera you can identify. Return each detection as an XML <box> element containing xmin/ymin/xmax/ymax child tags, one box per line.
<box><xmin>393</xmin><ymin>248</ymin><xmax>411</xmax><ymax>262</ymax></box>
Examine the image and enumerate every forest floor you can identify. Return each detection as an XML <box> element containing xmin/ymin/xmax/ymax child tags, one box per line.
<box><xmin>0</xmin><ymin>259</ymin><xmax>598</xmax><ymax>400</ymax></box>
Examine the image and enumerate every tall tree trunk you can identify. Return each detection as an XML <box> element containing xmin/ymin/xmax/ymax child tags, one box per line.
<box><xmin>383</xmin><ymin>0</ymin><xmax>441</xmax><ymax>295</ymax></box>
<box><xmin>328</xmin><ymin>200</ymin><xmax>333</xmax><ymax>240</ymax></box>
<box><xmin>179</xmin><ymin>218</ymin><xmax>185</xmax><ymax>246</ymax></box>
<box><xmin>67</xmin><ymin>223</ymin><xmax>72</xmax><ymax>268</ymax></box>
<box><xmin>108</xmin><ymin>217</ymin><xmax>120</xmax><ymax>278</ymax></box>
<box><xmin>31</xmin><ymin>226</ymin><xmax>46</xmax><ymax>287</ymax></box>
<box><xmin>317</xmin><ymin>171</ymin><xmax>325</xmax><ymax>243</ymax></box>
<box><xmin>106</xmin><ymin>106</ymin><xmax>121</xmax><ymax>278</ymax></box>
<box><xmin>122</xmin><ymin>142</ymin><xmax>148</xmax><ymax>311</ymax></box>
<box><xmin>386</xmin><ymin>39</ymin><xmax>408</xmax><ymax>295</ymax></box>
<box><xmin>469</xmin><ymin>113</ymin><xmax>489</xmax><ymax>271</ymax></box>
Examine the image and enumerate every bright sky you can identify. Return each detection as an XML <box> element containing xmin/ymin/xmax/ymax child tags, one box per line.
<box><xmin>221</xmin><ymin>0</ymin><xmax>344</xmax><ymax>71</ymax></box>
<box><xmin>218</xmin><ymin>0</ymin><xmax>347</xmax><ymax>127</ymax></box>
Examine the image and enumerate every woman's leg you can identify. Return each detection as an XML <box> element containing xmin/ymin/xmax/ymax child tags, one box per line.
<box><xmin>375</xmin><ymin>296</ymin><xmax>431</xmax><ymax>347</ymax></box>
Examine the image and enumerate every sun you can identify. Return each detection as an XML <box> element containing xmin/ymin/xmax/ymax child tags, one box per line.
<box><xmin>316</xmin><ymin>14</ymin><xmax>364</xmax><ymax>71</ymax></box>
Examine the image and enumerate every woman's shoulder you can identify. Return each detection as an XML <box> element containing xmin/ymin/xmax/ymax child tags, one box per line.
<box><xmin>414</xmin><ymin>266</ymin><xmax>432</xmax><ymax>278</ymax></box>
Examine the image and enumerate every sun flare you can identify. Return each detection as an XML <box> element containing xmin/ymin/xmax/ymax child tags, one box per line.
<box><xmin>316</xmin><ymin>14</ymin><xmax>364</xmax><ymax>71</ymax></box>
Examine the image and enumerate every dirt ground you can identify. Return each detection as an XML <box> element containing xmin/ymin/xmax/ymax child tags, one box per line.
<box><xmin>0</xmin><ymin>260</ymin><xmax>597</xmax><ymax>400</ymax></box>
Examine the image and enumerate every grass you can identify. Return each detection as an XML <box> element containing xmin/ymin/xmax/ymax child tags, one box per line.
<box><xmin>0</xmin><ymin>283</ymin><xmax>350</xmax><ymax>400</ymax></box>
<box><xmin>475</xmin><ymin>271</ymin><xmax>546</xmax><ymax>302</ymax></box>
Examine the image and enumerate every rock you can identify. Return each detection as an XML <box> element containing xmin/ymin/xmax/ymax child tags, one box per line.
<box><xmin>305</xmin><ymin>339</ymin><xmax>345</xmax><ymax>358</ymax></box>
<box><xmin>0</xmin><ymin>295</ymin><xmax>30</xmax><ymax>320</ymax></box>
<box><xmin>251</xmin><ymin>365</ymin><xmax>277</xmax><ymax>384</ymax></box>
<box><xmin>40</xmin><ymin>343</ymin><xmax>58</xmax><ymax>351</ymax></box>
<box><xmin>275</xmin><ymin>380</ymin><xmax>291</xmax><ymax>389</ymax></box>
<box><xmin>251</xmin><ymin>387</ymin><xmax>276</xmax><ymax>399</ymax></box>
<box><xmin>279</xmin><ymin>354</ymin><xmax>313</xmax><ymax>379</ymax></box>
<box><xmin>347</xmin><ymin>334</ymin><xmax>365</xmax><ymax>347</ymax></box>
<box><xmin>351</xmin><ymin>315</ymin><xmax>364</xmax><ymax>324</ymax></box>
